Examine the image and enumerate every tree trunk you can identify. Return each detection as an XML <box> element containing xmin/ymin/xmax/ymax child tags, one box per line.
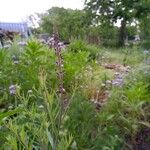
<box><xmin>118</xmin><ymin>19</ymin><xmax>127</xmax><ymax>47</ymax></box>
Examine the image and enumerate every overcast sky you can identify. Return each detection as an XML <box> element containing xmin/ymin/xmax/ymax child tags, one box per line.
<box><xmin>0</xmin><ymin>0</ymin><xmax>84</xmax><ymax>22</ymax></box>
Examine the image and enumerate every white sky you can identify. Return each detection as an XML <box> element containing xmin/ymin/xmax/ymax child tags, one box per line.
<box><xmin>0</xmin><ymin>0</ymin><xmax>84</xmax><ymax>22</ymax></box>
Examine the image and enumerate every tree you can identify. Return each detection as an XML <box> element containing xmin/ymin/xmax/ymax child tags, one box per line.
<box><xmin>139</xmin><ymin>14</ymin><xmax>150</xmax><ymax>48</ymax></box>
<box><xmin>39</xmin><ymin>7</ymin><xmax>89</xmax><ymax>40</ymax></box>
<box><xmin>85</xmin><ymin>0</ymin><xmax>150</xmax><ymax>46</ymax></box>
<box><xmin>140</xmin><ymin>15</ymin><xmax>150</xmax><ymax>40</ymax></box>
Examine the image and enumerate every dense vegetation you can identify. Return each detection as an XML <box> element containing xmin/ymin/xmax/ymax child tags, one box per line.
<box><xmin>0</xmin><ymin>39</ymin><xmax>150</xmax><ymax>149</ymax></box>
<box><xmin>0</xmin><ymin>0</ymin><xmax>150</xmax><ymax>149</ymax></box>
<box><xmin>30</xmin><ymin>0</ymin><xmax>150</xmax><ymax>47</ymax></box>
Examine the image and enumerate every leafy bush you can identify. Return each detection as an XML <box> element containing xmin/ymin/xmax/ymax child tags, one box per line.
<box><xmin>96</xmin><ymin>73</ymin><xmax>150</xmax><ymax>149</ymax></box>
<box><xmin>63</xmin><ymin>51</ymin><xmax>89</xmax><ymax>91</ymax></box>
<box><xmin>0</xmin><ymin>73</ymin><xmax>74</xmax><ymax>150</ymax></box>
<box><xmin>141</xmin><ymin>39</ymin><xmax>150</xmax><ymax>49</ymax></box>
<box><xmin>68</xmin><ymin>39</ymin><xmax>102</xmax><ymax>60</ymax></box>
<box><xmin>65</xmin><ymin>94</ymin><xmax>99</xmax><ymax>149</ymax></box>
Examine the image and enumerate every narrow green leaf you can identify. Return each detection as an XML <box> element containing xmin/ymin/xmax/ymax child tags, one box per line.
<box><xmin>46</xmin><ymin>128</ymin><xmax>54</xmax><ymax>150</ymax></box>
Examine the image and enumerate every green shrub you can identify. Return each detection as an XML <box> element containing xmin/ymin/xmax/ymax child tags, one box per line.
<box><xmin>141</xmin><ymin>39</ymin><xmax>150</xmax><ymax>49</ymax></box>
<box><xmin>96</xmin><ymin>75</ymin><xmax>150</xmax><ymax>149</ymax></box>
<box><xmin>0</xmin><ymin>37</ymin><xmax>149</xmax><ymax>149</ymax></box>
<box><xmin>65</xmin><ymin>94</ymin><xmax>99</xmax><ymax>149</ymax></box>
<box><xmin>68</xmin><ymin>39</ymin><xmax>102</xmax><ymax>60</ymax></box>
<box><xmin>63</xmin><ymin>51</ymin><xmax>89</xmax><ymax>91</ymax></box>
<box><xmin>0</xmin><ymin>74</ymin><xmax>74</xmax><ymax>150</ymax></box>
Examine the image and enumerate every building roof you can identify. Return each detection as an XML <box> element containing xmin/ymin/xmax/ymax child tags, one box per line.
<box><xmin>0</xmin><ymin>22</ymin><xmax>28</xmax><ymax>33</ymax></box>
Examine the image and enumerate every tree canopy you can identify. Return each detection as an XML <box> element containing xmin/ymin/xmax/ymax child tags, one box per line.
<box><xmin>39</xmin><ymin>7</ymin><xmax>89</xmax><ymax>40</ymax></box>
<box><xmin>35</xmin><ymin>1</ymin><xmax>150</xmax><ymax>47</ymax></box>
<box><xmin>85</xmin><ymin>0</ymin><xmax>150</xmax><ymax>46</ymax></box>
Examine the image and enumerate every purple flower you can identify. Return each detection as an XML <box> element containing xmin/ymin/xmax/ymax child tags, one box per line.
<box><xmin>112</xmin><ymin>79</ymin><xmax>123</xmax><ymax>86</ymax></box>
<box><xmin>58</xmin><ymin>42</ymin><xmax>66</xmax><ymax>50</ymax></box>
<box><xmin>47</xmin><ymin>37</ymin><xmax>55</xmax><ymax>47</ymax></box>
<box><xmin>9</xmin><ymin>85</ymin><xmax>16</xmax><ymax>95</ymax></box>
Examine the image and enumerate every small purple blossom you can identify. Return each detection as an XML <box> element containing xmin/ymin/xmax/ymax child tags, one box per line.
<box><xmin>9</xmin><ymin>85</ymin><xmax>16</xmax><ymax>95</ymax></box>
<box><xmin>52</xmin><ymin>33</ymin><xmax>66</xmax><ymax>103</ymax></box>
<box><xmin>58</xmin><ymin>42</ymin><xmax>66</xmax><ymax>49</ymax></box>
<box><xmin>9</xmin><ymin>85</ymin><xmax>20</xmax><ymax>95</ymax></box>
<box><xmin>112</xmin><ymin>73</ymin><xmax>124</xmax><ymax>87</ymax></box>
<box><xmin>47</xmin><ymin>36</ymin><xmax>55</xmax><ymax>47</ymax></box>
<box><xmin>112</xmin><ymin>79</ymin><xmax>124</xmax><ymax>87</ymax></box>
